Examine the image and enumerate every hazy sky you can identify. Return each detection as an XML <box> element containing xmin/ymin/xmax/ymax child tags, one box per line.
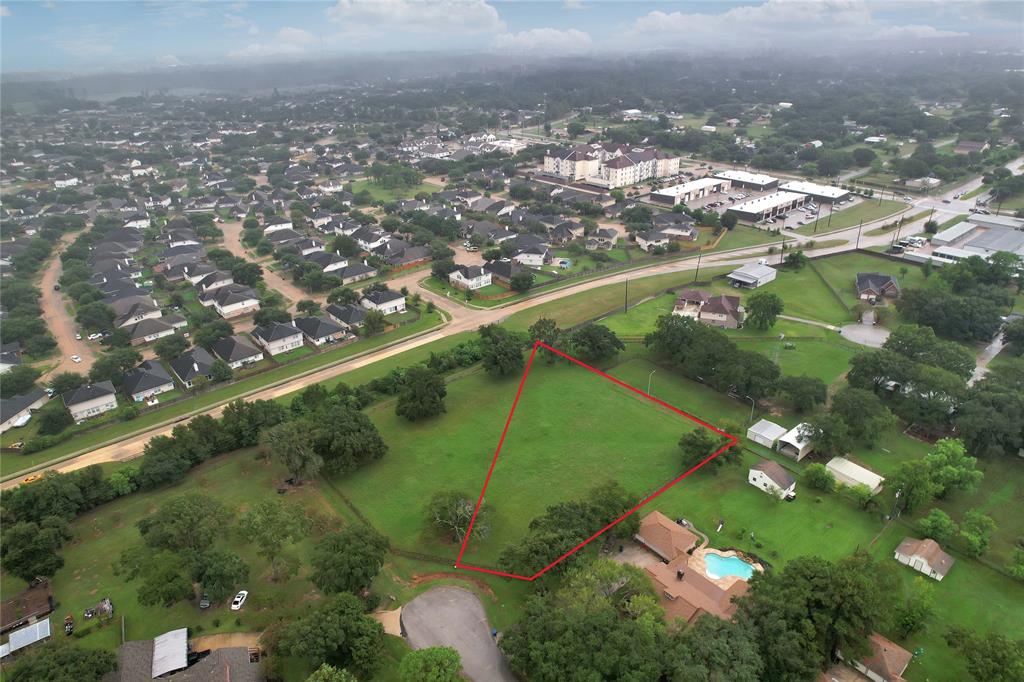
<box><xmin>1</xmin><ymin>0</ymin><xmax>1021</xmax><ymax>73</ymax></box>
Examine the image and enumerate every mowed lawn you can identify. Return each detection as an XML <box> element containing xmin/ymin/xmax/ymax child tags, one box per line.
<box><xmin>335</xmin><ymin>357</ymin><xmax>749</xmax><ymax>570</ymax></box>
<box><xmin>350</xmin><ymin>179</ymin><xmax>444</xmax><ymax>202</ymax></box>
<box><xmin>812</xmin><ymin>251</ymin><xmax>928</xmax><ymax>310</ymax></box>
<box><xmin>792</xmin><ymin>199</ymin><xmax>908</xmax><ymax>235</ymax></box>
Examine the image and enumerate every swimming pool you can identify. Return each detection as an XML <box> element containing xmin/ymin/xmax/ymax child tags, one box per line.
<box><xmin>704</xmin><ymin>552</ymin><xmax>756</xmax><ymax>580</ymax></box>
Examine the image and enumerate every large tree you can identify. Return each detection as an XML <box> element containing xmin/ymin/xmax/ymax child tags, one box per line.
<box><xmin>0</xmin><ymin>517</ymin><xmax>70</xmax><ymax>582</ymax></box>
<box><xmin>310</xmin><ymin>525</ymin><xmax>390</xmax><ymax>594</ymax></box>
<box><xmin>239</xmin><ymin>499</ymin><xmax>308</xmax><ymax>580</ymax></box>
<box><xmin>275</xmin><ymin>593</ymin><xmax>385</xmax><ymax>677</ymax></box>
<box><xmin>5</xmin><ymin>642</ymin><xmax>117</xmax><ymax>682</ymax></box>
<box><xmin>262</xmin><ymin>419</ymin><xmax>322</xmax><ymax>483</ymax></box>
<box><xmin>945</xmin><ymin>628</ymin><xmax>1024</xmax><ymax>682</ymax></box>
<box><xmin>398</xmin><ymin>647</ymin><xmax>462</xmax><ymax>682</ymax></box>
<box><xmin>829</xmin><ymin>387</ymin><xmax>895</xmax><ymax>446</ymax></box>
<box><xmin>745</xmin><ymin>291</ymin><xmax>784</xmax><ymax>330</ymax></box>
<box><xmin>310</xmin><ymin>405</ymin><xmax>388</xmax><ymax>475</ymax></box>
<box><xmin>669</xmin><ymin>615</ymin><xmax>764</xmax><ymax>682</ymax></box>
<box><xmin>395</xmin><ymin>365</ymin><xmax>447</xmax><ymax>421</ymax></box>
<box><xmin>137</xmin><ymin>493</ymin><xmax>230</xmax><ymax>554</ymax></box>
<box><xmin>568</xmin><ymin>323</ymin><xmax>625</xmax><ymax>363</ymax></box>
<box><xmin>427</xmin><ymin>490</ymin><xmax>491</xmax><ymax>543</ymax></box>
<box><xmin>192</xmin><ymin>549</ymin><xmax>250</xmax><ymax>602</ymax></box>
<box><xmin>777</xmin><ymin>375</ymin><xmax>827</xmax><ymax>413</ymax></box>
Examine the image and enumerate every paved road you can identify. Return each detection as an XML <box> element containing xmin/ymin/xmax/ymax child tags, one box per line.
<box><xmin>970</xmin><ymin>332</ymin><xmax>1006</xmax><ymax>386</ymax></box>
<box><xmin>219</xmin><ymin>219</ymin><xmax>310</xmax><ymax>313</ymax></box>
<box><xmin>400</xmin><ymin>586</ymin><xmax>515</xmax><ymax>682</ymax></box>
<box><xmin>7</xmin><ymin>170</ymin><xmax>1012</xmax><ymax>486</ymax></box>
<box><xmin>38</xmin><ymin>233</ymin><xmax>98</xmax><ymax>377</ymax></box>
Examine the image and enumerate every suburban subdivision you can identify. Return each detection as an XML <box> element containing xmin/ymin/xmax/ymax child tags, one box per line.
<box><xmin>1</xmin><ymin>4</ymin><xmax>1023</xmax><ymax>682</ymax></box>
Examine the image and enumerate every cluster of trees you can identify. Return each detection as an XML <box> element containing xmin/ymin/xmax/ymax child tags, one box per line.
<box><xmin>955</xmin><ymin>356</ymin><xmax>1024</xmax><ymax>459</ymax></box>
<box><xmin>0</xmin><ymin>274</ymin><xmax>58</xmax><ymax>358</ymax></box>
<box><xmin>367</xmin><ymin>161</ymin><xmax>424</xmax><ymax>190</ymax></box>
<box><xmin>524</xmin><ymin>318</ymin><xmax>626</xmax><ymax>365</ymax></box>
<box><xmin>848</xmin><ymin>324</ymin><xmax>975</xmax><ymax>433</ymax></box>
<box><xmin>645</xmin><ymin>314</ymin><xmax>780</xmax><ymax>400</ymax></box>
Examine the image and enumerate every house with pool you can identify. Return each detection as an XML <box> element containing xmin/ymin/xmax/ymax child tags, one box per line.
<box><xmin>630</xmin><ymin>511</ymin><xmax>761</xmax><ymax>623</ymax></box>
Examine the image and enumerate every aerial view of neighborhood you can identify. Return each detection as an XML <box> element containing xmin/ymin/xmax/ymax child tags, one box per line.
<box><xmin>0</xmin><ymin>1</ymin><xmax>1022</xmax><ymax>681</ymax></box>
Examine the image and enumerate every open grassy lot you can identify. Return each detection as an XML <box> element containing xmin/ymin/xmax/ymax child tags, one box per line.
<box><xmin>792</xmin><ymin>199</ymin><xmax>908</xmax><ymax>235</ymax></box>
<box><xmin>712</xmin><ymin>225</ymin><xmax>782</xmax><ymax>251</ymax></box>
<box><xmin>736</xmin><ymin>337</ymin><xmax>857</xmax><ymax>387</ymax></box>
<box><xmin>335</xmin><ymin>357</ymin><xmax>743</xmax><ymax>571</ymax></box>
<box><xmin>1</xmin><ymin>310</ymin><xmax>446</xmax><ymax>477</ymax></box>
<box><xmin>350</xmin><ymin>180</ymin><xmax>443</xmax><ymax>202</ymax></box>
<box><xmin>702</xmin><ymin>267</ymin><xmax>852</xmax><ymax>326</ymax></box>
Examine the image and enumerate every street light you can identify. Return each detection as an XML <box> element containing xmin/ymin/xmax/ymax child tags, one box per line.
<box><xmin>647</xmin><ymin>369</ymin><xmax>656</xmax><ymax>395</ymax></box>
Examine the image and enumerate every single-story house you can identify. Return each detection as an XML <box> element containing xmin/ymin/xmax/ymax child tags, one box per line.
<box><xmin>63</xmin><ymin>381</ymin><xmax>118</xmax><ymax>422</ymax></box>
<box><xmin>122</xmin><ymin>360</ymin><xmax>175</xmax><ymax>403</ymax></box>
<box><xmin>0</xmin><ymin>581</ymin><xmax>53</xmax><ymax>634</ymax></box>
<box><xmin>727</xmin><ymin>263</ymin><xmax>777</xmax><ymax>288</ymax></box>
<box><xmin>293</xmin><ymin>316</ymin><xmax>347</xmax><ymax>346</ymax></box>
<box><xmin>826</xmin><ymin>456</ymin><xmax>885</xmax><ymax>495</ymax></box>
<box><xmin>170</xmin><ymin>347</ymin><xmax>216</xmax><ymax>389</ymax></box>
<box><xmin>361</xmin><ymin>290</ymin><xmax>406</xmax><ymax>316</ymax></box>
<box><xmin>855</xmin><ymin>272</ymin><xmax>901</xmax><ymax>302</ymax></box>
<box><xmin>449</xmin><ymin>265</ymin><xmax>492</xmax><ymax>290</ymax></box>
<box><xmin>894</xmin><ymin>537</ymin><xmax>955</xmax><ymax>581</ymax></box>
<box><xmin>336</xmin><ymin>263</ymin><xmax>378</xmax><ymax>286</ymax></box>
<box><xmin>210</xmin><ymin>335</ymin><xmax>264</xmax><ymax>369</ymax></box>
<box><xmin>251</xmin><ymin>322</ymin><xmax>304</xmax><ymax>356</ymax></box>
<box><xmin>746</xmin><ymin>419</ymin><xmax>788</xmax><ymax>449</ymax></box>
<box><xmin>635</xmin><ymin>510</ymin><xmax>699</xmax><ymax>560</ymax></box>
<box><xmin>636</xmin><ymin>230</ymin><xmax>671</xmax><ymax>252</ymax></box>
<box><xmin>777</xmin><ymin>423</ymin><xmax>814</xmax><ymax>460</ymax></box>
<box><xmin>748</xmin><ymin>460</ymin><xmax>796</xmax><ymax>500</ymax></box>
<box><xmin>0</xmin><ymin>388</ymin><xmax>48</xmax><ymax>434</ymax></box>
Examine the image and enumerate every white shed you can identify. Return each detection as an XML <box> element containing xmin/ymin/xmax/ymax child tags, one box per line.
<box><xmin>826</xmin><ymin>456</ymin><xmax>885</xmax><ymax>495</ymax></box>
<box><xmin>778</xmin><ymin>423</ymin><xmax>814</xmax><ymax>461</ymax></box>
<box><xmin>746</xmin><ymin>419</ymin><xmax>788</xmax><ymax>449</ymax></box>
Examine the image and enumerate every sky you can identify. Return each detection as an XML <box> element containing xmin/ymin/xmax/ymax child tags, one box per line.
<box><xmin>0</xmin><ymin>0</ymin><xmax>1021</xmax><ymax>74</ymax></box>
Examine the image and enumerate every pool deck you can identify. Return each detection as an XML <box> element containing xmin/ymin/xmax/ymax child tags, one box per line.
<box><xmin>689</xmin><ymin>547</ymin><xmax>763</xmax><ymax>591</ymax></box>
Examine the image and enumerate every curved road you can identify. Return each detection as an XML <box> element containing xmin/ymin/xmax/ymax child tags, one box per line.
<box><xmin>9</xmin><ymin>161</ymin><xmax>1021</xmax><ymax>488</ymax></box>
<box><xmin>219</xmin><ymin>219</ymin><xmax>311</xmax><ymax>313</ymax></box>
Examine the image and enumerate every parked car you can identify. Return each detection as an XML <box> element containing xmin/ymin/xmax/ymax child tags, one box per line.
<box><xmin>71</xmin><ymin>355</ymin><xmax>82</xmax><ymax>363</ymax></box>
<box><xmin>44</xmin><ymin>388</ymin><xmax>55</xmax><ymax>398</ymax></box>
<box><xmin>22</xmin><ymin>473</ymin><xmax>43</xmax><ymax>485</ymax></box>
<box><xmin>75</xmin><ymin>333</ymin><xmax>82</xmax><ymax>340</ymax></box>
<box><xmin>230</xmin><ymin>590</ymin><xmax>248</xmax><ymax>611</ymax></box>
<box><xmin>199</xmin><ymin>594</ymin><xmax>211</xmax><ymax>609</ymax></box>
<box><xmin>88</xmin><ymin>333</ymin><xmax>102</xmax><ymax>341</ymax></box>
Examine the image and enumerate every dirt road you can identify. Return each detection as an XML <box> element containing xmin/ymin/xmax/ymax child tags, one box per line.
<box><xmin>38</xmin><ymin>233</ymin><xmax>98</xmax><ymax>378</ymax></box>
<box><xmin>219</xmin><ymin>219</ymin><xmax>313</xmax><ymax>313</ymax></box>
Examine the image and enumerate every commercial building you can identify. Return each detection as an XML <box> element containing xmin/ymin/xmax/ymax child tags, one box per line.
<box><xmin>727</xmin><ymin>192</ymin><xmax>807</xmax><ymax>222</ymax></box>
<box><xmin>714</xmin><ymin>170</ymin><xmax>779</xmax><ymax>191</ymax></box>
<box><xmin>650</xmin><ymin>177</ymin><xmax>731</xmax><ymax>206</ymax></box>
<box><xmin>778</xmin><ymin>180</ymin><xmax>851</xmax><ymax>204</ymax></box>
<box><xmin>963</xmin><ymin>227</ymin><xmax>1024</xmax><ymax>258</ymax></box>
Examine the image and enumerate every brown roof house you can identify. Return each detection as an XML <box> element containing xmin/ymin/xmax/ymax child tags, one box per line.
<box><xmin>634</xmin><ymin>511</ymin><xmax>749</xmax><ymax>624</ymax></box>
<box><xmin>894</xmin><ymin>537</ymin><xmax>955</xmax><ymax>581</ymax></box>
<box><xmin>855</xmin><ymin>273</ymin><xmax>901</xmax><ymax>302</ymax></box>
<box><xmin>843</xmin><ymin>633</ymin><xmax>913</xmax><ymax>682</ymax></box>
<box><xmin>748</xmin><ymin>460</ymin><xmax>796</xmax><ymax>500</ymax></box>
<box><xmin>672</xmin><ymin>289</ymin><xmax>744</xmax><ymax>329</ymax></box>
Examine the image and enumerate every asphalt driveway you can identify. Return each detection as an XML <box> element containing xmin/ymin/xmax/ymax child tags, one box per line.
<box><xmin>400</xmin><ymin>586</ymin><xmax>515</xmax><ymax>682</ymax></box>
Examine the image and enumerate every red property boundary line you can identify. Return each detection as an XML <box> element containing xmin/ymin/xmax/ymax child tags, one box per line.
<box><xmin>454</xmin><ymin>340</ymin><xmax>737</xmax><ymax>582</ymax></box>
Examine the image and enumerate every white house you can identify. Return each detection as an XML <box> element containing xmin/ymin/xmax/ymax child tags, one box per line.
<box><xmin>777</xmin><ymin>423</ymin><xmax>814</xmax><ymax>461</ymax></box>
<box><xmin>63</xmin><ymin>382</ymin><xmax>118</xmax><ymax>422</ymax></box>
<box><xmin>748</xmin><ymin>460</ymin><xmax>796</xmax><ymax>500</ymax></box>
<box><xmin>122</xmin><ymin>361</ymin><xmax>175</xmax><ymax>403</ymax></box>
<box><xmin>746</xmin><ymin>419</ymin><xmax>788</xmax><ymax>449</ymax></box>
<box><xmin>826</xmin><ymin>456</ymin><xmax>885</xmax><ymax>495</ymax></box>
<box><xmin>361</xmin><ymin>290</ymin><xmax>406</xmax><ymax>316</ymax></box>
<box><xmin>894</xmin><ymin>537</ymin><xmax>955</xmax><ymax>581</ymax></box>
<box><xmin>636</xmin><ymin>230</ymin><xmax>670</xmax><ymax>252</ymax></box>
<box><xmin>202</xmin><ymin>284</ymin><xmax>261</xmax><ymax>319</ymax></box>
<box><xmin>0</xmin><ymin>389</ymin><xmax>48</xmax><ymax>434</ymax></box>
<box><xmin>449</xmin><ymin>265</ymin><xmax>492</xmax><ymax>290</ymax></box>
<box><xmin>512</xmin><ymin>246</ymin><xmax>550</xmax><ymax>267</ymax></box>
<box><xmin>53</xmin><ymin>175</ymin><xmax>80</xmax><ymax>189</ymax></box>
<box><xmin>263</xmin><ymin>218</ymin><xmax>293</xmax><ymax>234</ymax></box>
<box><xmin>251</xmin><ymin>322</ymin><xmax>304</xmax><ymax>356</ymax></box>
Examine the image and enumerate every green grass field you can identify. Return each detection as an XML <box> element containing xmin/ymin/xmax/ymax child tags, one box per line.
<box><xmin>812</xmin><ymin>251</ymin><xmax>928</xmax><ymax>310</ymax></box>
<box><xmin>713</xmin><ymin>225</ymin><xmax>782</xmax><ymax>251</ymax></box>
<box><xmin>792</xmin><ymin>199</ymin><xmax>908</xmax><ymax>235</ymax></box>
<box><xmin>350</xmin><ymin>180</ymin><xmax>444</xmax><ymax>202</ymax></box>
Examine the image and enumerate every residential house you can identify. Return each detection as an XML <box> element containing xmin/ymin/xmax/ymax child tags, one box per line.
<box><xmin>894</xmin><ymin>537</ymin><xmax>955</xmax><ymax>581</ymax></box>
<box><xmin>336</xmin><ymin>262</ymin><xmax>378</xmax><ymax>286</ymax></box>
<box><xmin>122</xmin><ymin>361</ymin><xmax>175</xmax><ymax>403</ymax></box>
<box><xmin>0</xmin><ymin>389</ymin><xmax>48</xmax><ymax>434</ymax></box>
<box><xmin>0</xmin><ymin>342</ymin><xmax>22</xmax><ymax>374</ymax></box>
<box><xmin>449</xmin><ymin>265</ymin><xmax>492</xmax><ymax>290</ymax></box>
<box><xmin>293</xmin><ymin>316</ymin><xmax>347</xmax><ymax>346</ymax></box>
<box><xmin>748</xmin><ymin>460</ymin><xmax>796</xmax><ymax>500</ymax></box>
<box><xmin>251</xmin><ymin>321</ymin><xmax>304</xmax><ymax>356</ymax></box>
<box><xmin>325</xmin><ymin>303</ymin><xmax>366</xmax><ymax>330</ymax></box>
<box><xmin>201</xmin><ymin>284</ymin><xmax>260</xmax><ymax>319</ymax></box>
<box><xmin>361</xmin><ymin>290</ymin><xmax>406</xmax><ymax>316</ymax></box>
<box><xmin>953</xmin><ymin>139</ymin><xmax>990</xmax><ymax>155</ymax></box>
<box><xmin>483</xmin><ymin>259</ymin><xmax>522</xmax><ymax>286</ymax></box>
<box><xmin>855</xmin><ymin>273</ymin><xmax>901</xmax><ymax>302</ymax></box>
<box><xmin>636</xmin><ymin>230</ymin><xmax>671</xmax><ymax>252</ymax></box>
<box><xmin>263</xmin><ymin>217</ymin><xmax>293</xmax><ymax>234</ymax></box>
<box><xmin>210</xmin><ymin>335</ymin><xmax>264</xmax><ymax>369</ymax></box>
<box><xmin>63</xmin><ymin>381</ymin><xmax>118</xmax><ymax>422</ymax></box>
<box><xmin>170</xmin><ymin>348</ymin><xmax>215</xmax><ymax>389</ymax></box>
<box><xmin>586</xmin><ymin>227</ymin><xmax>618</xmax><ymax>250</ymax></box>
<box><xmin>843</xmin><ymin>633</ymin><xmax>913</xmax><ymax>682</ymax></box>
<box><xmin>125</xmin><ymin>316</ymin><xmax>185</xmax><ymax>346</ymax></box>
<box><xmin>512</xmin><ymin>245</ymin><xmax>551</xmax><ymax>267</ymax></box>
<box><xmin>672</xmin><ymin>290</ymin><xmax>744</xmax><ymax>329</ymax></box>
<box><xmin>303</xmin><ymin>251</ymin><xmax>348</xmax><ymax>273</ymax></box>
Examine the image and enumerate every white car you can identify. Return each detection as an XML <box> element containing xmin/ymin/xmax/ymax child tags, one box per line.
<box><xmin>75</xmin><ymin>333</ymin><xmax>82</xmax><ymax>340</ymax></box>
<box><xmin>71</xmin><ymin>355</ymin><xmax>82</xmax><ymax>363</ymax></box>
<box><xmin>230</xmin><ymin>590</ymin><xmax>248</xmax><ymax>611</ymax></box>
<box><xmin>88</xmin><ymin>333</ymin><xmax>102</xmax><ymax>341</ymax></box>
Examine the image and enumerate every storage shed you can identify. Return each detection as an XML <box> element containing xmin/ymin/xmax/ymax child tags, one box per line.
<box><xmin>826</xmin><ymin>456</ymin><xmax>884</xmax><ymax>495</ymax></box>
<box><xmin>777</xmin><ymin>423</ymin><xmax>814</xmax><ymax>461</ymax></box>
<box><xmin>746</xmin><ymin>419</ymin><xmax>788</xmax><ymax>449</ymax></box>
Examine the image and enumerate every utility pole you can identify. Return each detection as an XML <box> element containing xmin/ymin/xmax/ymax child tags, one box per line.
<box><xmin>779</xmin><ymin>232</ymin><xmax>786</xmax><ymax>265</ymax></box>
<box><xmin>855</xmin><ymin>219</ymin><xmax>864</xmax><ymax>249</ymax></box>
<box><xmin>693</xmin><ymin>248</ymin><xmax>702</xmax><ymax>282</ymax></box>
<box><xmin>826</xmin><ymin>201</ymin><xmax>834</xmax><ymax>229</ymax></box>
<box><xmin>812</xmin><ymin>202</ymin><xmax>822</xmax><ymax>233</ymax></box>
<box><xmin>623</xmin><ymin>278</ymin><xmax>628</xmax><ymax>314</ymax></box>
